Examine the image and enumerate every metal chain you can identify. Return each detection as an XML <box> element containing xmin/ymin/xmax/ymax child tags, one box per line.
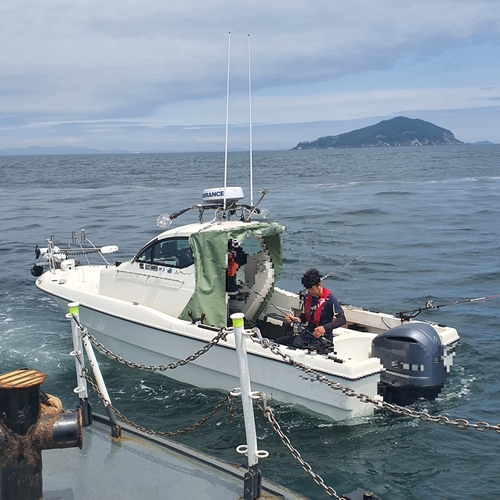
<box><xmin>78</xmin><ymin>326</ymin><xmax>344</xmax><ymax>498</ymax></box>
<box><xmin>256</xmin><ymin>392</ymin><xmax>344</xmax><ymax>500</ymax></box>
<box><xmin>73</xmin><ymin>316</ymin><xmax>500</xmax><ymax>432</ymax></box>
<box><xmin>83</xmin><ymin>370</ymin><xmax>234</xmax><ymax>437</ymax></box>
<box><xmin>256</xmin><ymin>337</ymin><xmax>295</xmax><ymax>363</ymax></box>
<box><xmin>251</xmin><ymin>336</ymin><xmax>500</xmax><ymax>433</ymax></box>
<box><xmin>69</xmin><ymin>316</ymin><xmax>500</xmax><ymax>499</ymax></box>
<box><xmin>72</xmin><ymin>315</ymin><xmax>230</xmax><ymax>372</ymax></box>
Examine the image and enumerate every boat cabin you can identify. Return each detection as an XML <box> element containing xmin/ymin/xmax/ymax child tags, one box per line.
<box><xmin>98</xmin><ymin>220</ymin><xmax>284</xmax><ymax>328</ymax></box>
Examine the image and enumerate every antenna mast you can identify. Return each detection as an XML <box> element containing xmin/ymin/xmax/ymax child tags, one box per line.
<box><xmin>248</xmin><ymin>34</ymin><xmax>254</xmax><ymax>206</ymax></box>
<box><xmin>224</xmin><ymin>32</ymin><xmax>231</xmax><ymax>210</ymax></box>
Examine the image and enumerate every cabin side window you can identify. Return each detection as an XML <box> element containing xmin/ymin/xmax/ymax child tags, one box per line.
<box><xmin>136</xmin><ymin>246</ymin><xmax>153</xmax><ymax>263</ymax></box>
<box><xmin>136</xmin><ymin>238</ymin><xmax>194</xmax><ymax>269</ymax></box>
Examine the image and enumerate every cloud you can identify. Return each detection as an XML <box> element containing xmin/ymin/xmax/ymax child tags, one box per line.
<box><xmin>1</xmin><ymin>0</ymin><xmax>500</xmax><ymax>148</ymax></box>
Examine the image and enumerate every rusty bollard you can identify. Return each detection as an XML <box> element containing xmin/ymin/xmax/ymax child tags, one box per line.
<box><xmin>0</xmin><ymin>369</ymin><xmax>83</xmax><ymax>500</ymax></box>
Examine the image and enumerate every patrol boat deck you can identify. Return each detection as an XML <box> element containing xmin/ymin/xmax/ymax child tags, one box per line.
<box><xmin>43</xmin><ymin>414</ymin><xmax>308</xmax><ymax>500</ymax></box>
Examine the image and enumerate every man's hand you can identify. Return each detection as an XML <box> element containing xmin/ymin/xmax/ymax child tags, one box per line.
<box><xmin>312</xmin><ymin>325</ymin><xmax>326</xmax><ymax>338</ymax></box>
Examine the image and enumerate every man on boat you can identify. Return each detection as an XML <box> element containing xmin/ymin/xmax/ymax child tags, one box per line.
<box><xmin>226</xmin><ymin>239</ymin><xmax>247</xmax><ymax>293</ymax></box>
<box><xmin>279</xmin><ymin>268</ymin><xmax>346</xmax><ymax>348</ymax></box>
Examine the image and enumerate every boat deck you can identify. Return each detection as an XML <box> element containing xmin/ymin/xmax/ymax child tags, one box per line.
<box><xmin>42</xmin><ymin>414</ymin><xmax>308</xmax><ymax>500</ymax></box>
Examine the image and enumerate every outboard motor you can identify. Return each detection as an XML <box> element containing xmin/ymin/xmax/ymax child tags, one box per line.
<box><xmin>372</xmin><ymin>322</ymin><xmax>446</xmax><ymax>406</ymax></box>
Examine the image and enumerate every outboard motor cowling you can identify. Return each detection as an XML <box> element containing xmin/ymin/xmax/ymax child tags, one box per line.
<box><xmin>372</xmin><ymin>322</ymin><xmax>446</xmax><ymax>405</ymax></box>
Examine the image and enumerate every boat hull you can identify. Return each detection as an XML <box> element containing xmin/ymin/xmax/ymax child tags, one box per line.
<box><xmin>43</xmin><ymin>288</ymin><xmax>381</xmax><ymax>421</ymax></box>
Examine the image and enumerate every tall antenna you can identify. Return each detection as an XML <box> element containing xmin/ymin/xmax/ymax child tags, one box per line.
<box><xmin>248</xmin><ymin>34</ymin><xmax>254</xmax><ymax>206</ymax></box>
<box><xmin>224</xmin><ymin>32</ymin><xmax>231</xmax><ymax>210</ymax></box>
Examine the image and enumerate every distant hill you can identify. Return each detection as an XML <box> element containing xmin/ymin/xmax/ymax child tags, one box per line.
<box><xmin>0</xmin><ymin>145</ymin><xmax>259</xmax><ymax>156</ymax></box>
<box><xmin>292</xmin><ymin>117</ymin><xmax>464</xmax><ymax>150</ymax></box>
<box><xmin>0</xmin><ymin>145</ymin><xmax>131</xmax><ymax>156</ymax></box>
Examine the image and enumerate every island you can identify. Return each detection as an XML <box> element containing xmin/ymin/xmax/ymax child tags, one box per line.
<box><xmin>292</xmin><ymin>116</ymin><xmax>464</xmax><ymax>149</ymax></box>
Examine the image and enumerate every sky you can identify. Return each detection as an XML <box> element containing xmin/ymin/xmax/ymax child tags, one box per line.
<box><xmin>1</xmin><ymin>0</ymin><xmax>500</xmax><ymax>152</ymax></box>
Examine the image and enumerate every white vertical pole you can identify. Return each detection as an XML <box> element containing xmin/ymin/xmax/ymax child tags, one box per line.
<box><xmin>82</xmin><ymin>337</ymin><xmax>112</xmax><ymax>404</ymax></box>
<box><xmin>68</xmin><ymin>302</ymin><xmax>112</xmax><ymax>404</ymax></box>
<box><xmin>231</xmin><ymin>313</ymin><xmax>258</xmax><ymax>468</ymax></box>
<box><xmin>224</xmin><ymin>32</ymin><xmax>231</xmax><ymax>211</ymax></box>
<box><xmin>68</xmin><ymin>302</ymin><xmax>88</xmax><ymax>400</ymax></box>
<box><xmin>248</xmin><ymin>34</ymin><xmax>254</xmax><ymax>207</ymax></box>
<box><xmin>67</xmin><ymin>302</ymin><xmax>121</xmax><ymax>436</ymax></box>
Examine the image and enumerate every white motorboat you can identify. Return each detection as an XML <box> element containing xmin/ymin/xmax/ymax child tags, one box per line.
<box><xmin>32</xmin><ymin>187</ymin><xmax>459</xmax><ymax>421</ymax></box>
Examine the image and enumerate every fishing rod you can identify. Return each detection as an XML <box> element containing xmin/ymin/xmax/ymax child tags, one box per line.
<box><xmin>247</xmin><ymin>290</ymin><xmax>333</xmax><ymax>346</ymax></box>
<box><xmin>321</xmin><ymin>255</ymin><xmax>364</xmax><ymax>281</ymax></box>
<box><xmin>252</xmin><ymin>256</ymin><xmax>363</xmax><ymax>316</ymax></box>
<box><xmin>291</xmin><ymin>255</ymin><xmax>365</xmax><ymax>321</ymax></box>
<box><xmin>257</xmin><ymin>256</ymin><xmax>365</xmax><ymax>325</ymax></box>
<box><xmin>249</xmin><ymin>256</ymin><xmax>363</xmax><ymax>346</ymax></box>
<box><xmin>398</xmin><ymin>293</ymin><xmax>500</xmax><ymax>321</ymax></box>
<box><xmin>282</xmin><ymin>316</ymin><xmax>335</xmax><ymax>350</ymax></box>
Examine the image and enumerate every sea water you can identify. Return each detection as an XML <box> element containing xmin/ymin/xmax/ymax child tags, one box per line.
<box><xmin>1</xmin><ymin>146</ymin><xmax>500</xmax><ymax>499</ymax></box>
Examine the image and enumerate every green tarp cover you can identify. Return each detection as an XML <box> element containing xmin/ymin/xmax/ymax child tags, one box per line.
<box><xmin>179</xmin><ymin>222</ymin><xmax>284</xmax><ymax>328</ymax></box>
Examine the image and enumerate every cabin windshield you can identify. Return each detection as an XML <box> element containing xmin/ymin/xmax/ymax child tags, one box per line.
<box><xmin>135</xmin><ymin>237</ymin><xmax>194</xmax><ymax>269</ymax></box>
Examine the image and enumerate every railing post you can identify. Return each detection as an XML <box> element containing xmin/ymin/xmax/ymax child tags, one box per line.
<box><xmin>231</xmin><ymin>313</ymin><xmax>267</xmax><ymax>500</ymax></box>
<box><xmin>67</xmin><ymin>302</ymin><xmax>121</xmax><ymax>438</ymax></box>
<box><xmin>67</xmin><ymin>301</ymin><xmax>92</xmax><ymax>427</ymax></box>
